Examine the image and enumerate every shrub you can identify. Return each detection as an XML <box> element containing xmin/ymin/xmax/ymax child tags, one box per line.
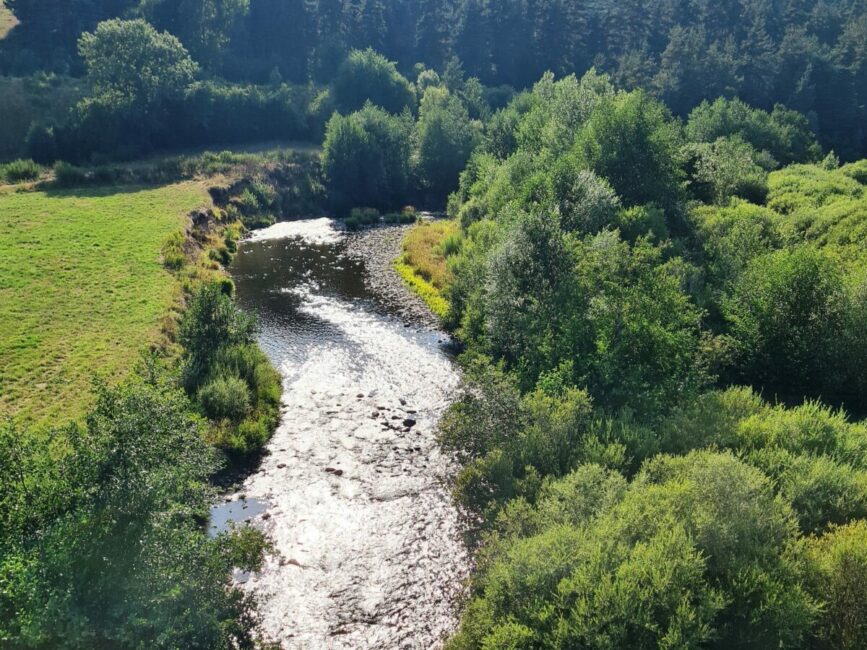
<box><xmin>52</xmin><ymin>160</ymin><xmax>87</xmax><ymax>187</ymax></box>
<box><xmin>322</xmin><ymin>104</ymin><xmax>414</xmax><ymax>214</ymax></box>
<box><xmin>723</xmin><ymin>247</ymin><xmax>846</xmax><ymax>401</ymax></box>
<box><xmin>179</xmin><ymin>283</ymin><xmax>257</xmax><ymax>386</ymax></box>
<box><xmin>198</xmin><ymin>375</ymin><xmax>251</xmax><ymax>423</ymax></box>
<box><xmin>25</xmin><ymin>123</ymin><xmax>59</xmax><ymax>164</ymax></box>
<box><xmin>803</xmin><ymin>521</ymin><xmax>867</xmax><ymax>649</ymax></box>
<box><xmin>840</xmin><ymin>160</ymin><xmax>867</xmax><ymax>185</ymax></box>
<box><xmin>1</xmin><ymin>158</ymin><xmax>42</xmax><ymax>183</ymax></box>
<box><xmin>350</xmin><ymin>207</ymin><xmax>380</xmax><ymax>224</ymax></box>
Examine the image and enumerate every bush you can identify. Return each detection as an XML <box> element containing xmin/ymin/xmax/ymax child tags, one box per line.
<box><xmin>0</xmin><ymin>378</ymin><xmax>263</xmax><ymax>647</ymax></box>
<box><xmin>52</xmin><ymin>160</ymin><xmax>87</xmax><ymax>187</ymax></box>
<box><xmin>25</xmin><ymin>123</ymin><xmax>58</xmax><ymax>164</ymax></box>
<box><xmin>179</xmin><ymin>283</ymin><xmax>257</xmax><ymax>387</ymax></box>
<box><xmin>723</xmin><ymin>247</ymin><xmax>847</xmax><ymax>401</ymax></box>
<box><xmin>198</xmin><ymin>374</ymin><xmax>252</xmax><ymax>423</ymax></box>
<box><xmin>161</xmin><ymin>231</ymin><xmax>186</xmax><ymax>270</ymax></box>
<box><xmin>350</xmin><ymin>207</ymin><xmax>380</xmax><ymax>224</ymax></box>
<box><xmin>803</xmin><ymin>521</ymin><xmax>867</xmax><ymax>649</ymax></box>
<box><xmin>1</xmin><ymin>158</ymin><xmax>42</xmax><ymax>183</ymax></box>
<box><xmin>451</xmin><ymin>452</ymin><xmax>815</xmax><ymax>650</ymax></box>
<box><xmin>686</xmin><ymin>97</ymin><xmax>822</xmax><ymax>165</ymax></box>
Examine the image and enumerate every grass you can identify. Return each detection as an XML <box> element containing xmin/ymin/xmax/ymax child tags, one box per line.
<box><xmin>0</xmin><ymin>182</ymin><xmax>210</xmax><ymax>426</ymax></box>
<box><xmin>0</xmin><ymin>0</ymin><xmax>17</xmax><ymax>39</ymax></box>
<box><xmin>395</xmin><ymin>219</ymin><xmax>459</xmax><ymax>319</ymax></box>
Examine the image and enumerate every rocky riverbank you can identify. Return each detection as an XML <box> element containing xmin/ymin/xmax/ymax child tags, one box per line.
<box><xmin>347</xmin><ymin>223</ymin><xmax>443</xmax><ymax>330</ymax></box>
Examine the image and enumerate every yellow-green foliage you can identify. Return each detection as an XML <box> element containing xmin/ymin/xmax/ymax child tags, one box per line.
<box><xmin>767</xmin><ymin>163</ymin><xmax>867</xmax><ymax>256</ymax></box>
<box><xmin>400</xmin><ymin>219</ymin><xmax>458</xmax><ymax>288</ymax></box>
<box><xmin>395</xmin><ymin>219</ymin><xmax>459</xmax><ymax>318</ymax></box>
<box><xmin>395</xmin><ymin>260</ymin><xmax>449</xmax><ymax>318</ymax></box>
<box><xmin>0</xmin><ymin>182</ymin><xmax>208</xmax><ymax>425</ymax></box>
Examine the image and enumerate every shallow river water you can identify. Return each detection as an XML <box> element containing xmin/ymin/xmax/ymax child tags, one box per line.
<box><xmin>223</xmin><ymin>219</ymin><xmax>467</xmax><ymax>648</ymax></box>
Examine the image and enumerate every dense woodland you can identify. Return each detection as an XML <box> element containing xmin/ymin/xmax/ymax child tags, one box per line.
<box><xmin>4</xmin><ymin>0</ymin><xmax>867</xmax><ymax>648</ymax></box>
<box><xmin>3</xmin><ymin>0</ymin><xmax>867</xmax><ymax>159</ymax></box>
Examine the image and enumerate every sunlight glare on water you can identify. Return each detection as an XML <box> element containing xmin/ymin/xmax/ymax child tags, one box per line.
<box><xmin>227</xmin><ymin>219</ymin><xmax>467</xmax><ymax>649</ymax></box>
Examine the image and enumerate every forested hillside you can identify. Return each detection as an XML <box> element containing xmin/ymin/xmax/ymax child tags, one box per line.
<box><xmin>3</xmin><ymin>0</ymin><xmax>867</xmax><ymax>158</ymax></box>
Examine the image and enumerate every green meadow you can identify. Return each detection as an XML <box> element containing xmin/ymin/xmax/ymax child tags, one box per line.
<box><xmin>0</xmin><ymin>182</ymin><xmax>208</xmax><ymax>425</ymax></box>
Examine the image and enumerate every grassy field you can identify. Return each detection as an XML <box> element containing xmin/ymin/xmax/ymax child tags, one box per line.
<box><xmin>0</xmin><ymin>182</ymin><xmax>209</xmax><ymax>426</ymax></box>
<box><xmin>0</xmin><ymin>0</ymin><xmax>17</xmax><ymax>38</ymax></box>
<box><xmin>395</xmin><ymin>219</ymin><xmax>458</xmax><ymax>318</ymax></box>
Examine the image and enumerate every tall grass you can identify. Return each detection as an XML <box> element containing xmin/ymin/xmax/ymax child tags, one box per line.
<box><xmin>394</xmin><ymin>219</ymin><xmax>459</xmax><ymax>318</ymax></box>
<box><xmin>1</xmin><ymin>158</ymin><xmax>41</xmax><ymax>183</ymax></box>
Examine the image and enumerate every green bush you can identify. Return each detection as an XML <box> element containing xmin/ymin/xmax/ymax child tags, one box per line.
<box><xmin>450</xmin><ymin>452</ymin><xmax>815</xmax><ymax>650</ymax></box>
<box><xmin>333</xmin><ymin>48</ymin><xmax>416</xmax><ymax>115</ymax></box>
<box><xmin>803</xmin><ymin>521</ymin><xmax>867</xmax><ymax>649</ymax></box>
<box><xmin>179</xmin><ymin>283</ymin><xmax>257</xmax><ymax>387</ymax></box>
<box><xmin>0</xmin><ymin>378</ymin><xmax>263</xmax><ymax>647</ymax></box>
<box><xmin>322</xmin><ymin>105</ymin><xmax>414</xmax><ymax>214</ymax></box>
<box><xmin>198</xmin><ymin>375</ymin><xmax>252</xmax><ymax>423</ymax></box>
<box><xmin>1</xmin><ymin>158</ymin><xmax>42</xmax><ymax>183</ymax></box>
<box><xmin>350</xmin><ymin>207</ymin><xmax>380</xmax><ymax>224</ymax></box>
<box><xmin>52</xmin><ymin>160</ymin><xmax>87</xmax><ymax>187</ymax></box>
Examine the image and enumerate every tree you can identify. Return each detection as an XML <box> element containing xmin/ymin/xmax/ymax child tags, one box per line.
<box><xmin>78</xmin><ymin>18</ymin><xmax>198</xmax><ymax>111</ymax></box>
<box><xmin>804</xmin><ymin>521</ymin><xmax>867</xmax><ymax>649</ymax></box>
<box><xmin>574</xmin><ymin>91</ymin><xmax>684</xmax><ymax>211</ymax></box>
<box><xmin>322</xmin><ymin>102</ymin><xmax>414</xmax><ymax>213</ymax></box>
<box><xmin>140</xmin><ymin>0</ymin><xmax>248</xmax><ymax>67</ymax></box>
<box><xmin>415</xmin><ymin>87</ymin><xmax>481</xmax><ymax>199</ymax></box>
<box><xmin>245</xmin><ymin>0</ymin><xmax>314</xmax><ymax>82</ymax></box>
<box><xmin>686</xmin><ymin>97</ymin><xmax>822</xmax><ymax>165</ymax></box>
<box><xmin>179</xmin><ymin>282</ymin><xmax>257</xmax><ymax>387</ymax></box>
<box><xmin>415</xmin><ymin>0</ymin><xmax>453</xmax><ymax>70</ymax></box>
<box><xmin>0</xmin><ymin>377</ymin><xmax>265</xmax><ymax>647</ymax></box>
<box><xmin>723</xmin><ymin>247</ymin><xmax>846</xmax><ymax>401</ymax></box>
<box><xmin>685</xmin><ymin>136</ymin><xmax>773</xmax><ymax>204</ymax></box>
<box><xmin>449</xmin><ymin>452</ymin><xmax>816</xmax><ymax>650</ymax></box>
<box><xmin>333</xmin><ymin>48</ymin><xmax>416</xmax><ymax>114</ymax></box>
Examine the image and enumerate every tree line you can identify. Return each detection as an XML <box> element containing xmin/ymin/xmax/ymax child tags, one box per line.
<box><xmin>4</xmin><ymin>0</ymin><xmax>867</xmax><ymax>159</ymax></box>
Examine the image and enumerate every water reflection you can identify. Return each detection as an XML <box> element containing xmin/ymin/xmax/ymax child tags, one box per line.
<box><xmin>209</xmin><ymin>498</ymin><xmax>268</xmax><ymax>538</ymax></box>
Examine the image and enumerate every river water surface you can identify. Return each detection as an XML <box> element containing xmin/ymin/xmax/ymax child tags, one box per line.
<box><xmin>225</xmin><ymin>219</ymin><xmax>467</xmax><ymax>648</ymax></box>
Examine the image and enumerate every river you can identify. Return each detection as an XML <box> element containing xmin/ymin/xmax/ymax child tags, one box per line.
<box><xmin>219</xmin><ymin>218</ymin><xmax>468</xmax><ymax>648</ymax></box>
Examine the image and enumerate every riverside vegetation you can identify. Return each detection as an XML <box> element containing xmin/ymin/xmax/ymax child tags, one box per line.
<box><xmin>401</xmin><ymin>73</ymin><xmax>867</xmax><ymax>650</ymax></box>
<box><xmin>3</xmin><ymin>0</ymin><xmax>867</xmax><ymax>648</ymax></box>
<box><xmin>0</xmin><ymin>154</ymin><xmax>283</xmax><ymax>645</ymax></box>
